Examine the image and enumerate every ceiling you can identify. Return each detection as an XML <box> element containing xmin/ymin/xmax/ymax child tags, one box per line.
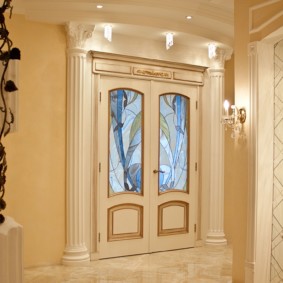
<box><xmin>12</xmin><ymin>0</ymin><xmax>234</xmax><ymax>49</ymax></box>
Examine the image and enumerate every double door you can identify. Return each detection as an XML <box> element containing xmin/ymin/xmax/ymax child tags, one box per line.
<box><xmin>97</xmin><ymin>76</ymin><xmax>198</xmax><ymax>258</ymax></box>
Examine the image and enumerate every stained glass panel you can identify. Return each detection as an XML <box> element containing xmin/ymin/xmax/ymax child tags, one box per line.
<box><xmin>159</xmin><ymin>94</ymin><xmax>189</xmax><ymax>193</ymax></box>
<box><xmin>109</xmin><ymin>89</ymin><xmax>143</xmax><ymax>195</ymax></box>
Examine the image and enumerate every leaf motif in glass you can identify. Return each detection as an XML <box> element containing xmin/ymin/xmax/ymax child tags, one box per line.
<box><xmin>159</xmin><ymin>94</ymin><xmax>189</xmax><ymax>193</ymax></box>
<box><xmin>109</xmin><ymin>89</ymin><xmax>143</xmax><ymax>195</ymax></box>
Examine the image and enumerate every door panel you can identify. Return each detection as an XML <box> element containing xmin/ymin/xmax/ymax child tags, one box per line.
<box><xmin>98</xmin><ymin>77</ymin><xmax>197</xmax><ymax>258</ymax></box>
<box><xmin>98</xmin><ymin>76</ymin><xmax>151</xmax><ymax>258</ymax></box>
<box><xmin>149</xmin><ymin>81</ymin><xmax>197</xmax><ymax>252</ymax></box>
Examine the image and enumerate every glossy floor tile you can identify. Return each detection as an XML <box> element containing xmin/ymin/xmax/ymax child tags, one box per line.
<box><xmin>24</xmin><ymin>245</ymin><xmax>232</xmax><ymax>283</ymax></box>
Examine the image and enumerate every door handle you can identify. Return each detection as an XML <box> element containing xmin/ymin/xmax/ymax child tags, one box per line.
<box><xmin>153</xmin><ymin>169</ymin><xmax>165</xmax><ymax>174</ymax></box>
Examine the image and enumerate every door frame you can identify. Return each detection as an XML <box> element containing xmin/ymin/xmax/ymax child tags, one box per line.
<box><xmin>90</xmin><ymin>52</ymin><xmax>206</xmax><ymax>259</ymax></box>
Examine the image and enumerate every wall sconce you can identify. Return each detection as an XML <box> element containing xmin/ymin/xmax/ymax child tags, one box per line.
<box><xmin>208</xmin><ymin>43</ymin><xmax>217</xmax><ymax>59</ymax></box>
<box><xmin>104</xmin><ymin>24</ymin><xmax>112</xmax><ymax>42</ymax></box>
<box><xmin>221</xmin><ymin>100</ymin><xmax>246</xmax><ymax>138</ymax></box>
<box><xmin>166</xmin><ymin>33</ymin><xmax>174</xmax><ymax>50</ymax></box>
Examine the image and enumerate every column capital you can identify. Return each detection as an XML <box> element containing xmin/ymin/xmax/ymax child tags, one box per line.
<box><xmin>248</xmin><ymin>42</ymin><xmax>258</xmax><ymax>57</ymax></box>
<box><xmin>65</xmin><ymin>22</ymin><xmax>95</xmax><ymax>50</ymax></box>
<box><xmin>207</xmin><ymin>68</ymin><xmax>225</xmax><ymax>78</ymax></box>
<box><xmin>209</xmin><ymin>48</ymin><xmax>233</xmax><ymax>69</ymax></box>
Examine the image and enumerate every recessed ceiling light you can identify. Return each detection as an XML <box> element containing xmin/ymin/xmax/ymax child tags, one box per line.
<box><xmin>186</xmin><ymin>16</ymin><xmax>192</xmax><ymax>20</ymax></box>
<box><xmin>97</xmin><ymin>4</ymin><xmax>103</xmax><ymax>9</ymax></box>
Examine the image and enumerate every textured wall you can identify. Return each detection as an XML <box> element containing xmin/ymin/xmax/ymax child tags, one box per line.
<box><xmin>271</xmin><ymin>40</ymin><xmax>283</xmax><ymax>282</ymax></box>
<box><xmin>4</xmin><ymin>15</ymin><xmax>67</xmax><ymax>267</ymax></box>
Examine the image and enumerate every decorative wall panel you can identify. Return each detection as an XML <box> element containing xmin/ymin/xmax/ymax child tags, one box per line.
<box><xmin>271</xmin><ymin>40</ymin><xmax>283</xmax><ymax>282</ymax></box>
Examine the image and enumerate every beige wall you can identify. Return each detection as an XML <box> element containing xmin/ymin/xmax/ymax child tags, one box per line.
<box><xmin>224</xmin><ymin>55</ymin><xmax>234</xmax><ymax>244</ymax></box>
<box><xmin>233</xmin><ymin>1</ymin><xmax>249</xmax><ymax>282</ymax></box>
<box><xmin>233</xmin><ymin>0</ymin><xmax>283</xmax><ymax>282</ymax></box>
<box><xmin>3</xmin><ymin>15</ymin><xmax>66</xmax><ymax>267</ymax></box>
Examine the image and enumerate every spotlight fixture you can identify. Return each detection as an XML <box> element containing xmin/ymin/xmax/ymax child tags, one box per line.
<box><xmin>208</xmin><ymin>43</ymin><xmax>217</xmax><ymax>59</ymax></box>
<box><xmin>221</xmin><ymin>100</ymin><xmax>246</xmax><ymax>138</ymax></box>
<box><xmin>97</xmin><ymin>4</ymin><xmax>103</xmax><ymax>9</ymax></box>
<box><xmin>166</xmin><ymin>33</ymin><xmax>174</xmax><ymax>50</ymax></box>
<box><xmin>104</xmin><ymin>25</ymin><xmax>112</xmax><ymax>42</ymax></box>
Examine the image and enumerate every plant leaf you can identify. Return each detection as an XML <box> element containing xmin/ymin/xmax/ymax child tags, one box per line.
<box><xmin>129</xmin><ymin>112</ymin><xmax>141</xmax><ymax>141</ymax></box>
<box><xmin>160</xmin><ymin>113</ymin><xmax>170</xmax><ymax>141</ymax></box>
<box><xmin>4</xmin><ymin>80</ymin><xmax>17</xmax><ymax>92</ymax></box>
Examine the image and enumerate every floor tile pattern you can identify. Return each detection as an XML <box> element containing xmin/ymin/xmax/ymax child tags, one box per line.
<box><xmin>24</xmin><ymin>245</ymin><xmax>232</xmax><ymax>283</ymax></box>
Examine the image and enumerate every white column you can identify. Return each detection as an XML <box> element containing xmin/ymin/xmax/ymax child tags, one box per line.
<box><xmin>246</xmin><ymin>41</ymin><xmax>274</xmax><ymax>283</ymax></box>
<box><xmin>0</xmin><ymin>217</ymin><xmax>23</xmax><ymax>283</ymax></box>
<box><xmin>206</xmin><ymin>49</ymin><xmax>229</xmax><ymax>245</ymax></box>
<box><xmin>62</xmin><ymin>22</ymin><xmax>94</xmax><ymax>265</ymax></box>
<box><xmin>245</xmin><ymin>42</ymin><xmax>257</xmax><ymax>283</ymax></box>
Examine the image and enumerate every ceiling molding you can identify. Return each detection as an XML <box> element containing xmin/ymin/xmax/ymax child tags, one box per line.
<box><xmin>12</xmin><ymin>0</ymin><xmax>234</xmax><ymax>49</ymax></box>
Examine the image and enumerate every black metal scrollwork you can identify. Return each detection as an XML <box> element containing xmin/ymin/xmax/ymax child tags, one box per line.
<box><xmin>0</xmin><ymin>0</ymin><xmax>21</xmax><ymax>224</ymax></box>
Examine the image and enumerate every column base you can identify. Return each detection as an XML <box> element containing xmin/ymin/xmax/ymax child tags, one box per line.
<box><xmin>206</xmin><ymin>232</ymin><xmax>227</xmax><ymax>245</ymax></box>
<box><xmin>245</xmin><ymin>261</ymin><xmax>255</xmax><ymax>283</ymax></box>
<box><xmin>62</xmin><ymin>246</ymin><xmax>90</xmax><ymax>266</ymax></box>
<box><xmin>0</xmin><ymin>216</ymin><xmax>23</xmax><ymax>283</ymax></box>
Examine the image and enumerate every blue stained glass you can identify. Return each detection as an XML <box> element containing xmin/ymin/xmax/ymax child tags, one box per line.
<box><xmin>109</xmin><ymin>89</ymin><xmax>142</xmax><ymax>195</ymax></box>
<box><xmin>159</xmin><ymin>94</ymin><xmax>189</xmax><ymax>193</ymax></box>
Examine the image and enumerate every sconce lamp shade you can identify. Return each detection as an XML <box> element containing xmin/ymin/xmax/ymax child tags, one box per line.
<box><xmin>221</xmin><ymin>99</ymin><xmax>246</xmax><ymax>138</ymax></box>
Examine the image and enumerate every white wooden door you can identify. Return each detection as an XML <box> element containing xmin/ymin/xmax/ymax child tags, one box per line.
<box><xmin>97</xmin><ymin>76</ymin><xmax>197</xmax><ymax>258</ymax></box>
<box><xmin>149</xmin><ymin>81</ymin><xmax>197</xmax><ymax>252</ymax></box>
<box><xmin>98</xmin><ymin>76</ymin><xmax>151</xmax><ymax>258</ymax></box>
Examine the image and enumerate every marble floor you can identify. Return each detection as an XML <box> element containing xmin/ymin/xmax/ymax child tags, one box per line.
<box><xmin>24</xmin><ymin>245</ymin><xmax>232</xmax><ymax>283</ymax></box>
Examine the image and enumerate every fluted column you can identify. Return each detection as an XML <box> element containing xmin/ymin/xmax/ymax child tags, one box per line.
<box><xmin>206</xmin><ymin>48</ymin><xmax>229</xmax><ymax>245</ymax></box>
<box><xmin>62</xmin><ymin>22</ymin><xmax>94</xmax><ymax>265</ymax></box>
<box><xmin>245</xmin><ymin>41</ymin><xmax>274</xmax><ymax>283</ymax></box>
<box><xmin>245</xmin><ymin>42</ymin><xmax>257</xmax><ymax>283</ymax></box>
